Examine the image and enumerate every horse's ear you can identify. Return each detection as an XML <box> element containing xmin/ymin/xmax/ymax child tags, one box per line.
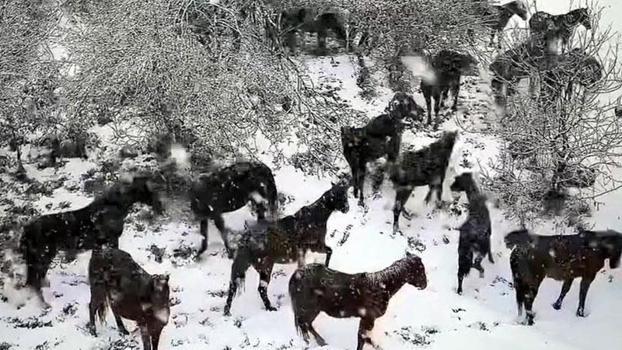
<box><xmin>405</xmin><ymin>251</ymin><xmax>413</xmax><ymax>258</ymax></box>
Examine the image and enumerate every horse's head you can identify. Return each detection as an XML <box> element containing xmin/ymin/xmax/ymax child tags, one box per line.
<box><xmin>504</xmin><ymin>229</ymin><xmax>532</xmax><ymax>249</ymax></box>
<box><xmin>405</xmin><ymin>252</ymin><xmax>427</xmax><ymax>290</ymax></box>
<box><xmin>128</xmin><ymin>176</ymin><xmax>165</xmax><ymax>214</ymax></box>
<box><xmin>575</xmin><ymin>8</ymin><xmax>592</xmax><ymax>30</ymax></box>
<box><xmin>597</xmin><ymin>231</ymin><xmax>622</xmax><ymax>269</ymax></box>
<box><xmin>388</xmin><ymin>92</ymin><xmax>423</xmax><ymax>122</ymax></box>
<box><xmin>509</xmin><ymin>0</ymin><xmax>530</xmax><ymax>21</ymax></box>
<box><xmin>328</xmin><ymin>180</ymin><xmax>350</xmax><ymax>214</ymax></box>
<box><xmin>440</xmin><ymin>130</ymin><xmax>459</xmax><ymax>151</ymax></box>
<box><xmin>450</xmin><ymin>172</ymin><xmax>475</xmax><ymax>193</ymax></box>
<box><xmin>149</xmin><ymin>274</ymin><xmax>171</xmax><ymax>324</ymax></box>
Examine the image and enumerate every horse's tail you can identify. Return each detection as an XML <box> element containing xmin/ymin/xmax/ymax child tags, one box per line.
<box><xmin>457</xmin><ymin>234</ymin><xmax>473</xmax><ymax>279</ymax></box>
<box><xmin>288</xmin><ymin>269</ymin><xmax>304</xmax><ymax>335</ymax></box>
<box><xmin>265</xmin><ymin>175</ymin><xmax>279</xmax><ymax>221</ymax></box>
<box><xmin>509</xmin><ymin>248</ymin><xmax>528</xmax><ymax>316</ymax></box>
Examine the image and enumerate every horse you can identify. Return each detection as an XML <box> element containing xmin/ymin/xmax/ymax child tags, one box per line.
<box><xmin>420</xmin><ymin>50</ymin><xmax>478</xmax><ymax>128</ymax></box>
<box><xmin>189</xmin><ymin>160</ymin><xmax>278</xmax><ymax>258</ymax></box>
<box><xmin>539</xmin><ymin>48</ymin><xmax>602</xmax><ymax>103</ymax></box>
<box><xmin>529</xmin><ymin>8</ymin><xmax>591</xmax><ymax>52</ymax></box>
<box><xmin>272</xmin><ymin>7</ymin><xmax>353</xmax><ymax>55</ymax></box>
<box><xmin>88</xmin><ymin>248</ymin><xmax>170</xmax><ymax>350</ymax></box>
<box><xmin>450</xmin><ymin>172</ymin><xmax>494</xmax><ymax>294</ymax></box>
<box><xmin>289</xmin><ymin>253</ymin><xmax>427</xmax><ymax>350</ymax></box>
<box><xmin>390</xmin><ymin>131</ymin><xmax>458</xmax><ymax>232</ymax></box>
<box><xmin>341</xmin><ymin>92</ymin><xmax>424</xmax><ymax>207</ymax></box>
<box><xmin>505</xmin><ymin>228</ymin><xmax>622</xmax><ymax>325</ymax></box>
<box><xmin>20</xmin><ymin>175</ymin><xmax>164</xmax><ymax>306</ymax></box>
<box><xmin>223</xmin><ymin>181</ymin><xmax>349</xmax><ymax>315</ymax></box>
<box><xmin>489</xmin><ymin>38</ymin><xmax>552</xmax><ymax>107</ymax></box>
<box><xmin>478</xmin><ymin>0</ymin><xmax>530</xmax><ymax>48</ymax></box>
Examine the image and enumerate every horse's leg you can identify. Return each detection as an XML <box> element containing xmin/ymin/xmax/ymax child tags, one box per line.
<box><xmin>198</xmin><ymin>219</ymin><xmax>208</xmax><ymax>257</ymax></box>
<box><xmin>213</xmin><ymin>215</ymin><xmax>232</xmax><ymax>258</ymax></box>
<box><xmin>473</xmin><ymin>252</ymin><xmax>485</xmax><ymax>278</ymax></box>
<box><xmin>357</xmin><ymin>317</ymin><xmax>376</xmax><ymax>350</ymax></box>
<box><xmin>139</xmin><ymin>324</ymin><xmax>152</xmax><ymax>350</ymax></box>
<box><xmin>224</xmin><ymin>252</ymin><xmax>250</xmax><ymax>316</ymax></box>
<box><xmin>308</xmin><ymin>323</ymin><xmax>327</xmax><ymax>346</ymax></box>
<box><xmin>149</xmin><ymin>324</ymin><xmax>164</xmax><ymax>350</ymax></box>
<box><xmin>324</xmin><ymin>246</ymin><xmax>333</xmax><ymax>266</ymax></box>
<box><xmin>576</xmin><ymin>275</ymin><xmax>595</xmax><ymax>317</ymax></box>
<box><xmin>356</xmin><ymin>162</ymin><xmax>367</xmax><ymax>207</ymax></box>
<box><xmin>112</xmin><ymin>307</ymin><xmax>130</xmax><ymax>335</ymax></box>
<box><xmin>393</xmin><ymin>187</ymin><xmax>413</xmax><ymax>232</ymax></box>
<box><xmin>424</xmin><ymin>92</ymin><xmax>432</xmax><ymax>125</ymax></box>
<box><xmin>317</xmin><ymin>28</ymin><xmax>328</xmax><ymax>55</ymax></box>
<box><xmin>88</xmin><ymin>288</ymin><xmax>105</xmax><ymax>336</ymax></box>
<box><xmin>285</xmin><ymin>31</ymin><xmax>298</xmax><ymax>55</ymax></box>
<box><xmin>257</xmin><ymin>261</ymin><xmax>277</xmax><ymax>311</ymax></box>
<box><xmin>32</xmin><ymin>245</ymin><xmax>55</xmax><ymax>307</ymax></box>
<box><xmin>296</xmin><ymin>248</ymin><xmax>306</xmax><ymax>268</ymax></box>
<box><xmin>451</xmin><ymin>79</ymin><xmax>460</xmax><ymax>111</ymax></box>
<box><xmin>552</xmin><ymin>279</ymin><xmax>573</xmax><ymax>310</ymax></box>
<box><xmin>433</xmin><ymin>92</ymin><xmax>441</xmax><ymax>129</ymax></box>
<box><xmin>514</xmin><ymin>281</ymin><xmax>525</xmax><ymax>317</ymax></box>
<box><xmin>523</xmin><ymin>279</ymin><xmax>542</xmax><ymax>325</ymax></box>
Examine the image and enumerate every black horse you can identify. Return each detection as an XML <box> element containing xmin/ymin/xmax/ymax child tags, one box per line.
<box><xmin>505</xmin><ymin>229</ymin><xmax>622</xmax><ymax>325</ymax></box>
<box><xmin>272</xmin><ymin>7</ymin><xmax>353</xmax><ymax>55</ymax></box>
<box><xmin>530</xmin><ymin>8</ymin><xmax>591</xmax><ymax>52</ymax></box>
<box><xmin>223</xmin><ymin>181</ymin><xmax>349</xmax><ymax>315</ymax></box>
<box><xmin>189</xmin><ymin>161</ymin><xmax>278</xmax><ymax>258</ymax></box>
<box><xmin>539</xmin><ymin>48</ymin><xmax>602</xmax><ymax>102</ymax></box>
<box><xmin>420</xmin><ymin>50</ymin><xmax>478</xmax><ymax>127</ymax></box>
<box><xmin>341</xmin><ymin>92</ymin><xmax>424</xmax><ymax>206</ymax></box>
<box><xmin>391</xmin><ymin>131</ymin><xmax>458</xmax><ymax>232</ymax></box>
<box><xmin>20</xmin><ymin>175</ymin><xmax>164</xmax><ymax>305</ymax></box>
<box><xmin>478</xmin><ymin>0</ymin><xmax>530</xmax><ymax>48</ymax></box>
<box><xmin>289</xmin><ymin>254</ymin><xmax>427</xmax><ymax>350</ymax></box>
<box><xmin>88</xmin><ymin>248</ymin><xmax>170</xmax><ymax>350</ymax></box>
<box><xmin>450</xmin><ymin>172</ymin><xmax>494</xmax><ymax>294</ymax></box>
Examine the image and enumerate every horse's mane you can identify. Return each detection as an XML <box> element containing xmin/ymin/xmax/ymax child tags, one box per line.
<box><xmin>366</xmin><ymin>256</ymin><xmax>414</xmax><ymax>287</ymax></box>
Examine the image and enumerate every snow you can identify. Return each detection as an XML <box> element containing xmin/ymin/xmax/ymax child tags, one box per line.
<box><xmin>1</xmin><ymin>1</ymin><xmax>622</xmax><ymax>349</ymax></box>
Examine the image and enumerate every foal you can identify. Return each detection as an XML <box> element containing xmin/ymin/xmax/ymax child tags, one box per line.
<box><xmin>289</xmin><ymin>254</ymin><xmax>427</xmax><ymax>350</ymax></box>
<box><xmin>341</xmin><ymin>92</ymin><xmax>423</xmax><ymax>206</ymax></box>
<box><xmin>190</xmin><ymin>160</ymin><xmax>278</xmax><ymax>258</ymax></box>
<box><xmin>223</xmin><ymin>181</ymin><xmax>349</xmax><ymax>315</ymax></box>
<box><xmin>420</xmin><ymin>50</ymin><xmax>478</xmax><ymax>128</ymax></box>
<box><xmin>390</xmin><ymin>131</ymin><xmax>458</xmax><ymax>232</ymax></box>
<box><xmin>505</xmin><ymin>229</ymin><xmax>622</xmax><ymax>325</ymax></box>
<box><xmin>530</xmin><ymin>8</ymin><xmax>591</xmax><ymax>52</ymax></box>
<box><xmin>21</xmin><ymin>175</ymin><xmax>163</xmax><ymax>305</ymax></box>
<box><xmin>88</xmin><ymin>248</ymin><xmax>170</xmax><ymax>350</ymax></box>
<box><xmin>450</xmin><ymin>173</ymin><xmax>494</xmax><ymax>294</ymax></box>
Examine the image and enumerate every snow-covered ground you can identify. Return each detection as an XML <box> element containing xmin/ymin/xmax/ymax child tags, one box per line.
<box><xmin>2</xmin><ymin>1</ymin><xmax>622</xmax><ymax>349</ymax></box>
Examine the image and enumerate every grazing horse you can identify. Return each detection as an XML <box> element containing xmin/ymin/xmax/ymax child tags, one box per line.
<box><xmin>420</xmin><ymin>50</ymin><xmax>478</xmax><ymax>127</ymax></box>
<box><xmin>530</xmin><ymin>8</ymin><xmax>591</xmax><ymax>52</ymax></box>
<box><xmin>21</xmin><ymin>176</ymin><xmax>164</xmax><ymax>305</ymax></box>
<box><xmin>478</xmin><ymin>0</ymin><xmax>530</xmax><ymax>48</ymax></box>
<box><xmin>390</xmin><ymin>131</ymin><xmax>458</xmax><ymax>232</ymax></box>
<box><xmin>223</xmin><ymin>181</ymin><xmax>349</xmax><ymax>315</ymax></box>
<box><xmin>289</xmin><ymin>254</ymin><xmax>427</xmax><ymax>350</ymax></box>
<box><xmin>341</xmin><ymin>92</ymin><xmax>424</xmax><ymax>206</ymax></box>
<box><xmin>450</xmin><ymin>172</ymin><xmax>494</xmax><ymax>294</ymax></box>
<box><xmin>189</xmin><ymin>161</ymin><xmax>278</xmax><ymax>258</ymax></box>
<box><xmin>273</xmin><ymin>7</ymin><xmax>353</xmax><ymax>54</ymax></box>
<box><xmin>505</xmin><ymin>229</ymin><xmax>622</xmax><ymax>325</ymax></box>
<box><xmin>88</xmin><ymin>248</ymin><xmax>170</xmax><ymax>350</ymax></box>
<box><xmin>540</xmin><ymin>48</ymin><xmax>602</xmax><ymax>102</ymax></box>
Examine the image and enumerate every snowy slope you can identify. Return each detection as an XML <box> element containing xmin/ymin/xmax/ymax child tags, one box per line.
<box><xmin>2</xmin><ymin>1</ymin><xmax>622</xmax><ymax>349</ymax></box>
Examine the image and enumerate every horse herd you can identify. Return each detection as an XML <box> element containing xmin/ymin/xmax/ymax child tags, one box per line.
<box><xmin>11</xmin><ymin>3</ymin><xmax>620</xmax><ymax>350</ymax></box>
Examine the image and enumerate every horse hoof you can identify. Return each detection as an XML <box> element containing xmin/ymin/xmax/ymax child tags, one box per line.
<box><xmin>267</xmin><ymin>306</ymin><xmax>277</xmax><ymax>312</ymax></box>
<box><xmin>576</xmin><ymin>310</ymin><xmax>586</xmax><ymax>317</ymax></box>
<box><xmin>552</xmin><ymin>302</ymin><xmax>562</xmax><ymax>310</ymax></box>
<box><xmin>223</xmin><ymin>310</ymin><xmax>231</xmax><ymax>317</ymax></box>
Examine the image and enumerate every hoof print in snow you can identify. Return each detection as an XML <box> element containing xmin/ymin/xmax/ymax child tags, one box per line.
<box><xmin>394</xmin><ymin>326</ymin><xmax>433</xmax><ymax>346</ymax></box>
<box><xmin>467</xmin><ymin>321</ymin><xmax>494</xmax><ymax>332</ymax></box>
<box><xmin>233</xmin><ymin>318</ymin><xmax>243</xmax><ymax>328</ymax></box>
<box><xmin>452</xmin><ymin>308</ymin><xmax>466</xmax><ymax>314</ymax></box>
<box><xmin>173</xmin><ymin>313</ymin><xmax>188</xmax><ymax>328</ymax></box>
<box><xmin>62</xmin><ymin>302</ymin><xmax>77</xmax><ymax>316</ymax></box>
<box><xmin>149</xmin><ymin>244</ymin><xmax>165</xmax><ymax>263</ymax></box>
<box><xmin>407</xmin><ymin>237</ymin><xmax>427</xmax><ymax>252</ymax></box>
<box><xmin>442</xmin><ymin>235</ymin><xmax>450</xmax><ymax>244</ymax></box>
<box><xmin>8</xmin><ymin>317</ymin><xmax>52</xmax><ymax>329</ymax></box>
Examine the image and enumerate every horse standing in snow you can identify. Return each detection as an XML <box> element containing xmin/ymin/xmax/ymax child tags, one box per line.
<box><xmin>477</xmin><ymin>0</ymin><xmax>530</xmax><ymax>48</ymax></box>
<box><xmin>223</xmin><ymin>181</ymin><xmax>349</xmax><ymax>315</ymax></box>
<box><xmin>390</xmin><ymin>131</ymin><xmax>458</xmax><ymax>232</ymax></box>
<box><xmin>20</xmin><ymin>175</ymin><xmax>164</xmax><ymax>306</ymax></box>
<box><xmin>529</xmin><ymin>8</ymin><xmax>591</xmax><ymax>52</ymax></box>
<box><xmin>341</xmin><ymin>92</ymin><xmax>424</xmax><ymax>206</ymax></box>
<box><xmin>420</xmin><ymin>50</ymin><xmax>478</xmax><ymax>128</ymax></box>
<box><xmin>189</xmin><ymin>161</ymin><xmax>278</xmax><ymax>258</ymax></box>
<box><xmin>88</xmin><ymin>248</ymin><xmax>170</xmax><ymax>350</ymax></box>
<box><xmin>505</xmin><ymin>228</ymin><xmax>622</xmax><ymax>325</ymax></box>
<box><xmin>289</xmin><ymin>253</ymin><xmax>427</xmax><ymax>350</ymax></box>
<box><xmin>449</xmin><ymin>172</ymin><xmax>494</xmax><ymax>294</ymax></box>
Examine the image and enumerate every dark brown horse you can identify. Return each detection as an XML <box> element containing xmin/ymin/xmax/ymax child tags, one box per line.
<box><xmin>20</xmin><ymin>175</ymin><xmax>164</xmax><ymax>306</ymax></box>
<box><xmin>289</xmin><ymin>254</ymin><xmax>427</xmax><ymax>350</ymax></box>
<box><xmin>341</xmin><ymin>92</ymin><xmax>423</xmax><ymax>206</ymax></box>
<box><xmin>478</xmin><ymin>0</ymin><xmax>530</xmax><ymax>48</ymax></box>
<box><xmin>390</xmin><ymin>131</ymin><xmax>458</xmax><ymax>231</ymax></box>
<box><xmin>505</xmin><ymin>229</ymin><xmax>622</xmax><ymax>325</ymax></box>
<box><xmin>450</xmin><ymin>172</ymin><xmax>493</xmax><ymax>294</ymax></box>
<box><xmin>223</xmin><ymin>181</ymin><xmax>349</xmax><ymax>316</ymax></box>
<box><xmin>530</xmin><ymin>8</ymin><xmax>591</xmax><ymax>52</ymax></box>
<box><xmin>189</xmin><ymin>161</ymin><xmax>278</xmax><ymax>258</ymax></box>
<box><xmin>88</xmin><ymin>248</ymin><xmax>170</xmax><ymax>350</ymax></box>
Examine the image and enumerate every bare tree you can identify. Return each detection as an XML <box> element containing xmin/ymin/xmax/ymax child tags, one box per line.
<box><xmin>485</xmin><ymin>7</ymin><xmax>622</xmax><ymax>227</ymax></box>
